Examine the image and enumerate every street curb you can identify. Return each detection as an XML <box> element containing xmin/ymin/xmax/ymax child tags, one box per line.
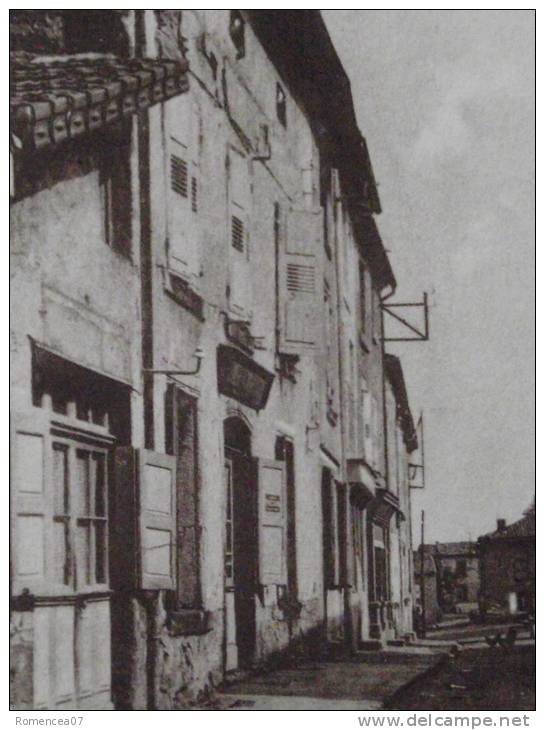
<box><xmin>382</xmin><ymin>653</ymin><xmax>450</xmax><ymax>710</ymax></box>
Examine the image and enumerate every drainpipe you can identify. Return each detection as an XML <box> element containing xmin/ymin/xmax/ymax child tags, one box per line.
<box><xmin>135</xmin><ymin>9</ymin><xmax>157</xmax><ymax>710</ymax></box>
<box><xmin>135</xmin><ymin>11</ymin><xmax>155</xmax><ymax>452</ymax></box>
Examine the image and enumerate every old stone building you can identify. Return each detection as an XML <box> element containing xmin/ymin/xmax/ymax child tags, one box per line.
<box><xmin>478</xmin><ymin>511</ymin><xmax>535</xmax><ymax>616</ymax></box>
<box><xmin>10</xmin><ymin>10</ymin><xmax>418</xmax><ymax>710</ymax></box>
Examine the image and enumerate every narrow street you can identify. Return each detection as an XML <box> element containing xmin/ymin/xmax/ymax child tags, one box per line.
<box><xmin>202</xmin><ymin>618</ymin><xmax>535</xmax><ymax>711</ymax></box>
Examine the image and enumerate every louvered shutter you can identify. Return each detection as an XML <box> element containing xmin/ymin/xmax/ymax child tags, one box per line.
<box><xmin>278</xmin><ymin>207</ymin><xmax>320</xmax><ymax>353</ymax></box>
<box><xmin>166</xmin><ymin>95</ymin><xmax>199</xmax><ymax>280</ymax></box>
<box><xmin>11</xmin><ymin>409</ymin><xmax>52</xmax><ymax>596</ymax></box>
<box><xmin>112</xmin><ymin>448</ymin><xmax>176</xmax><ymax>590</ymax></box>
<box><xmin>258</xmin><ymin>459</ymin><xmax>286</xmax><ymax>586</ymax></box>
<box><xmin>228</xmin><ymin>148</ymin><xmax>251</xmax><ymax>314</ymax></box>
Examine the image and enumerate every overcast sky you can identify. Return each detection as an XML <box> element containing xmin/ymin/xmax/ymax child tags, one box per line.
<box><xmin>323</xmin><ymin>10</ymin><xmax>535</xmax><ymax>543</ymax></box>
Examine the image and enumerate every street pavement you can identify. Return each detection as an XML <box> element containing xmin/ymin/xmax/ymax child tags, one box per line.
<box><xmin>209</xmin><ymin>620</ymin><xmax>533</xmax><ymax>710</ymax></box>
<box><xmin>216</xmin><ymin>647</ymin><xmax>445</xmax><ymax>710</ymax></box>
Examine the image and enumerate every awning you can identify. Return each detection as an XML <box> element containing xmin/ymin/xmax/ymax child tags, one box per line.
<box><xmin>10</xmin><ymin>53</ymin><xmax>189</xmax><ymax>153</ymax></box>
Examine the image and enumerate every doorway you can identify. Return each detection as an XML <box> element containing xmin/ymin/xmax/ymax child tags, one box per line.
<box><xmin>223</xmin><ymin>417</ymin><xmax>258</xmax><ymax>670</ymax></box>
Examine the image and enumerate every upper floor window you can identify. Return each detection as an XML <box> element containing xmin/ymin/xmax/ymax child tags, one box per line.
<box><xmin>276</xmin><ymin>82</ymin><xmax>287</xmax><ymax>127</ymax></box>
<box><xmin>100</xmin><ymin>135</ymin><xmax>132</xmax><ymax>259</ymax></box>
<box><xmin>229</xmin><ymin>11</ymin><xmax>246</xmax><ymax>59</ymax></box>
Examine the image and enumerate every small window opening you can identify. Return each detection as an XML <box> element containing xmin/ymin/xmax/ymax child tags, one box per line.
<box><xmin>276</xmin><ymin>82</ymin><xmax>287</xmax><ymax>127</ymax></box>
<box><xmin>100</xmin><ymin>138</ymin><xmax>132</xmax><ymax>259</ymax></box>
<box><xmin>229</xmin><ymin>11</ymin><xmax>245</xmax><ymax>59</ymax></box>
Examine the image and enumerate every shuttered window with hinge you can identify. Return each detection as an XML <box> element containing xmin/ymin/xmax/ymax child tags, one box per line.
<box><xmin>166</xmin><ymin>95</ymin><xmax>200</xmax><ymax>283</ymax></box>
<box><xmin>227</xmin><ymin>146</ymin><xmax>251</xmax><ymax>313</ymax></box>
<box><xmin>277</xmin><ymin>205</ymin><xmax>320</xmax><ymax>354</ymax></box>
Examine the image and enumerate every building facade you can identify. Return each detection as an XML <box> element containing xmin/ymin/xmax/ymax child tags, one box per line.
<box><xmin>433</xmin><ymin>542</ymin><xmax>480</xmax><ymax>612</ymax></box>
<box><xmin>10</xmin><ymin>10</ymin><xmax>418</xmax><ymax>710</ymax></box>
<box><xmin>478</xmin><ymin>513</ymin><xmax>535</xmax><ymax>616</ymax></box>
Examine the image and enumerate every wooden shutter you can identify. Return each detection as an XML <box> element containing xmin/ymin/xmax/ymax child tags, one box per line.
<box><xmin>257</xmin><ymin>459</ymin><xmax>286</xmax><ymax>585</ymax></box>
<box><xmin>139</xmin><ymin>450</ymin><xmax>176</xmax><ymax>590</ymax></box>
<box><xmin>11</xmin><ymin>409</ymin><xmax>52</xmax><ymax>596</ymax></box>
<box><xmin>228</xmin><ymin>147</ymin><xmax>251</xmax><ymax>314</ymax></box>
<box><xmin>112</xmin><ymin>447</ymin><xmax>176</xmax><ymax>590</ymax></box>
<box><xmin>278</xmin><ymin>207</ymin><xmax>320</xmax><ymax>353</ymax></box>
<box><xmin>166</xmin><ymin>95</ymin><xmax>199</xmax><ymax>280</ymax></box>
<box><xmin>165</xmin><ymin>385</ymin><xmax>201</xmax><ymax>608</ymax></box>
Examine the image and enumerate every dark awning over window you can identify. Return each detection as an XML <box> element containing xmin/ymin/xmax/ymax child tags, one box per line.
<box><xmin>10</xmin><ymin>53</ymin><xmax>189</xmax><ymax>153</ymax></box>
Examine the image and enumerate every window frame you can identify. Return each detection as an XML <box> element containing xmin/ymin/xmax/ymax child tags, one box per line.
<box><xmin>100</xmin><ymin>133</ymin><xmax>133</xmax><ymax>260</ymax></box>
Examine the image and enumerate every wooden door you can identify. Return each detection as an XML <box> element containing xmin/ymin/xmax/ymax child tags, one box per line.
<box><xmin>231</xmin><ymin>453</ymin><xmax>258</xmax><ymax>669</ymax></box>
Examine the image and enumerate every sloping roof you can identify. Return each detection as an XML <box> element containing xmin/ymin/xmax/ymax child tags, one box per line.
<box><xmin>480</xmin><ymin>513</ymin><xmax>536</xmax><ymax>541</ymax></box>
<box><xmin>10</xmin><ymin>52</ymin><xmax>188</xmax><ymax>152</ymax></box>
<box><xmin>384</xmin><ymin>354</ymin><xmax>417</xmax><ymax>452</ymax></box>
<box><xmin>433</xmin><ymin>541</ymin><xmax>477</xmax><ymax>556</ymax></box>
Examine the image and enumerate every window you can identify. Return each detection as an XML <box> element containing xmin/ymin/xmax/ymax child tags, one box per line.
<box><xmin>455</xmin><ymin>559</ymin><xmax>467</xmax><ymax>578</ymax></box>
<box><xmin>275</xmin><ymin>436</ymin><xmax>297</xmax><ymax>598</ymax></box>
<box><xmin>276</xmin><ymin>82</ymin><xmax>287</xmax><ymax>127</ymax></box>
<box><xmin>166</xmin><ymin>95</ymin><xmax>200</xmax><ymax>283</ymax></box>
<box><xmin>53</xmin><ymin>438</ymin><xmax>110</xmax><ymax>590</ymax></box>
<box><xmin>321</xmin><ymin>468</ymin><xmax>337</xmax><ymax>588</ymax></box>
<box><xmin>229</xmin><ymin>10</ymin><xmax>245</xmax><ymax>59</ymax></box>
<box><xmin>321</xmin><ymin>469</ymin><xmax>345</xmax><ymax>589</ymax></box>
<box><xmin>100</xmin><ymin>136</ymin><xmax>132</xmax><ymax>259</ymax></box>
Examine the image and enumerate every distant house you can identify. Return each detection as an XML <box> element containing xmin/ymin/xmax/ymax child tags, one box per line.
<box><xmin>478</xmin><ymin>513</ymin><xmax>536</xmax><ymax>615</ymax></box>
<box><xmin>433</xmin><ymin>542</ymin><xmax>480</xmax><ymax>612</ymax></box>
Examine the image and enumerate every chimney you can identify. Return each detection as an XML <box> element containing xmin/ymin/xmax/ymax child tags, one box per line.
<box><xmin>497</xmin><ymin>518</ymin><xmax>507</xmax><ymax>532</ymax></box>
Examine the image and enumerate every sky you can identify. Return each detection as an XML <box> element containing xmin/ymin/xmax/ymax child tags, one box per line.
<box><xmin>323</xmin><ymin>10</ymin><xmax>535</xmax><ymax>543</ymax></box>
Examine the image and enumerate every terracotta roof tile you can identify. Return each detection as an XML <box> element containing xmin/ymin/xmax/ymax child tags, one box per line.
<box><xmin>10</xmin><ymin>53</ymin><xmax>189</xmax><ymax>152</ymax></box>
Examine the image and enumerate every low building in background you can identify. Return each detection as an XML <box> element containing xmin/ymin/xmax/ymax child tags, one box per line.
<box><xmin>433</xmin><ymin>542</ymin><xmax>480</xmax><ymax>613</ymax></box>
<box><xmin>478</xmin><ymin>510</ymin><xmax>536</xmax><ymax>616</ymax></box>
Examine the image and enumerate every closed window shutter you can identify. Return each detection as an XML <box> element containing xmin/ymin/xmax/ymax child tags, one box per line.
<box><xmin>139</xmin><ymin>450</ymin><xmax>176</xmax><ymax>590</ymax></box>
<box><xmin>228</xmin><ymin>148</ymin><xmax>251</xmax><ymax>313</ymax></box>
<box><xmin>11</xmin><ymin>409</ymin><xmax>52</xmax><ymax>596</ymax></box>
<box><xmin>258</xmin><ymin>459</ymin><xmax>287</xmax><ymax>585</ymax></box>
<box><xmin>111</xmin><ymin>447</ymin><xmax>176</xmax><ymax>590</ymax></box>
<box><xmin>166</xmin><ymin>95</ymin><xmax>199</xmax><ymax>280</ymax></box>
<box><xmin>278</xmin><ymin>207</ymin><xmax>320</xmax><ymax>353</ymax></box>
<box><xmin>363</xmin><ymin>389</ymin><xmax>373</xmax><ymax>464</ymax></box>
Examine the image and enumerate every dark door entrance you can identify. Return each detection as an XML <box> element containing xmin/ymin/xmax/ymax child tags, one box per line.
<box><xmin>224</xmin><ymin>418</ymin><xmax>258</xmax><ymax>670</ymax></box>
